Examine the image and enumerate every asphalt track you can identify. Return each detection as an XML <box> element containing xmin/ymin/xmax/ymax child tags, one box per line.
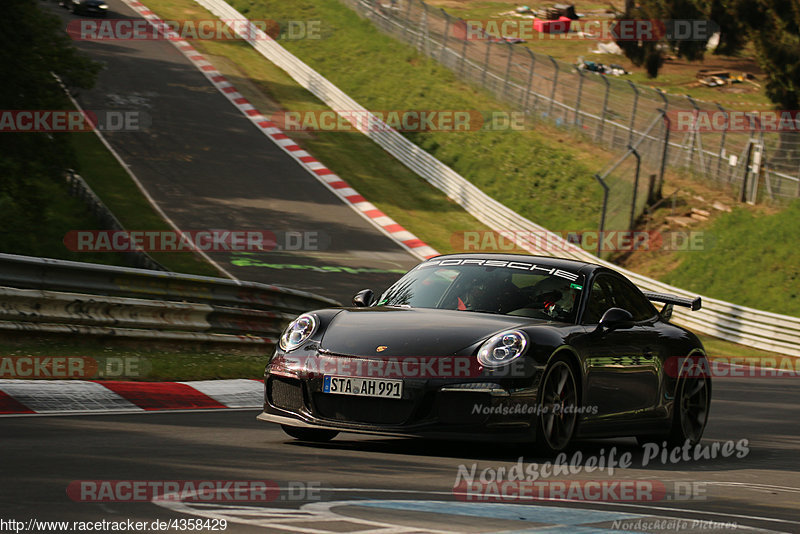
<box><xmin>2</xmin><ymin>374</ymin><xmax>800</xmax><ymax>533</ymax></box>
<box><xmin>48</xmin><ymin>0</ymin><xmax>418</xmax><ymax>303</ymax></box>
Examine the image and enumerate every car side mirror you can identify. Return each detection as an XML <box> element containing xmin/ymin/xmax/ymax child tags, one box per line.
<box><xmin>352</xmin><ymin>289</ymin><xmax>375</xmax><ymax>307</ymax></box>
<box><xmin>597</xmin><ymin>307</ymin><xmax>634</xmax><ymax>331</ymax></box>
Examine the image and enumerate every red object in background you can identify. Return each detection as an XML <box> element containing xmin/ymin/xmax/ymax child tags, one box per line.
<box><xmin>533</xmin><ymin>17</ymin><xmax>572</xmax><ymax>34</ymax></box>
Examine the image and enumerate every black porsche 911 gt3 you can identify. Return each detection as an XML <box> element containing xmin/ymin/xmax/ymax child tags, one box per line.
<box><xmin>259</xmin><ymin>254</ymin><xmax>710</xmax><ymax>453</ymax></box>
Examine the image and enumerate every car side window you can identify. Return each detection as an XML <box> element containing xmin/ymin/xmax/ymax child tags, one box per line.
<box><xmin>583</xmin><ymin>274</ymin><xmax>656</xmax><ymax>324</ymax></box>
<box><xmin>582</xmin><ymin>278</ymin><xmax>612</xmax><ymax>324</ymax></box>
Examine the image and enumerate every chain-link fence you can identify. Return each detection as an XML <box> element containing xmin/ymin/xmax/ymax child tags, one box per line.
<box><xmin>345</xmin><ymin>0</ymin><xmax>800</xmax><ymax>217</ymax></box>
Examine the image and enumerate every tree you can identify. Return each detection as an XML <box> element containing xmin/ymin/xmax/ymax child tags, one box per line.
<box><xmin>614</xmin><ymin>0</ymin><xmax>712</xmax><ymax>77</ymax></box>
<box><xmin>737</xmin><ymin>0</ymin><xmax>800</xmax><ymax>110</ymax></box>
<box><xmin>0</xmin><ymin>0</ymin><xmax>100</xmax><ymax>254</ymax></box>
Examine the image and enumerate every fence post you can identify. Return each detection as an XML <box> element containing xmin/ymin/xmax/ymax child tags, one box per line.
<box><xmin>403</xmin><ymin>0</ymin><xmax>414</xmax><ymax>41</ymax></box>
<box><xmin>594</xmin><ymin>173</ymin><xmax>610</xmax><ymax>257</ymax></box>
<box><xmin>523</xmin><ymin>48</ymin><xmax>536</xmax><ymax>112</ymax></box>
<box><xmin>627</xmin><ymin>80</ymin><xmax>639</xmax><ymax>146</ymax></box>
<box><xmin>419</xmin><ymin>2</ymin><xmax>429</xmax><ymax>55</ymax></box>
<box><xmin>656</xmin><ymin>109</ymin><xmax>670</xmax><ymax>201</ymax></box>
<box><xmin>459</xmin><ymin>19</ymin><xmax>469</xmax><ymax>76</ymax></box>
<box><xmin>440</xmin><ymin>10</ymin><xmax>451</xmax><ymax>62</ymax></box>
<box><xmin>685</xmin><ymin>95</ymin><xmax>701</xmax><ymax>172</ymax></box>
<box><xmin>796</xmin><ymin>160</ymin><xmax>800</xmax><ymax>197</ymax></box>
<box><xmin>574</xmin><ymin>68</ymin><xmax>584</xmax><ymax>126</ymax></box>
<box><xmin>629</xmin><ymin>145</ymin><xmax>642</xmax><ymax>231</ymax></box>
<box><xmin>715</xmin><ymin>103</ymin><xmax>728</xmax><ymax>182</ymax></box>
<box><xmin>548</xmin><ymin>56</ymin><xmax>559</xmax><ymax>116</ymax></box>
<box><xmin>481</xmin><ymin>40</ymin><xmax>491</xmax><ymax>87</ymax></box>
<box><xmin>656</xmin><ymin>88</ymin><xmax>668</xmax><ymax>112</ymax></box>
<box><xmin>597</xmin><ymin>75</ymin><xmax>610</xmax><ymax>142</ymax></box>
<box><xmin>502</xmin><ymin>41</ymin><xmax>514</xmax><ymax>99</ymax></box>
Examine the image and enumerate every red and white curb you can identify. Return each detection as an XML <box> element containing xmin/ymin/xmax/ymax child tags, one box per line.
<box><xmin>0</xmin><ymin>379</ymin><xmax>263</xmax><ymax>416</ymax></box>
<box><xmin>120</xmin><ymin>0</ymin><xmax>438</xmax><ymax>261</ymax></box>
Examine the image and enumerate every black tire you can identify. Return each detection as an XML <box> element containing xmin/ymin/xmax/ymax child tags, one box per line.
<box><xmin>281</xmin><ymin>424</ymin><xmax>338</xmax><ymax>442</ymax></box>
<box><xmin>666</xmin><ymin>373</ymin><xmax>711</xmax><ymax>447</ymax></box>
<box><xmin>535</xmin><ymin>356</ymin><xmax>579</xmax><ymax>454</ymax></box>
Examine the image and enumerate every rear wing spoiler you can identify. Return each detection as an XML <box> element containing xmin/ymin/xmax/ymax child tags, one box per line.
<box><xmin>642</xmin><ymin>291</ymin><xmax>702</xmax><ymax>321</ymax></box>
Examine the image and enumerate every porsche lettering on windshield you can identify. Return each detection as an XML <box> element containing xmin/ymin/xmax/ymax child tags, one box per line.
<box><xmin>417</xmin><ymin>258</ymin><xmax>580</xmax><ymax>282</ymax></box>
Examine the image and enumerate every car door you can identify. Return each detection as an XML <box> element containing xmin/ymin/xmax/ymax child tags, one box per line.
<box><xmin>579</xmin><ymin>273</ymin><xmax>661</xmax><ymax>420</ymax></box>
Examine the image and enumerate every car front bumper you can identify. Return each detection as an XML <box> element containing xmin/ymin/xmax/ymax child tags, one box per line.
<box><xmin>259</xmin><ymin>353</ymin><xmax>545</xmax><ymax>442</ymax></box>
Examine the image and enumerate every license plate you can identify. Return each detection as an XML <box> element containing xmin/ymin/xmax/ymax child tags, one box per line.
<box><xmin>323</xmin><ymin>375</ymin><xmax>403</xmax><ymax>399</ymax></box>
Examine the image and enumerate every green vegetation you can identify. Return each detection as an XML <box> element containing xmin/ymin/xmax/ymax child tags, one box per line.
<box><xmin>0</xmin><ymin>335</ymin><xmax>267</xmax><ymax>381</ymax></box>
<box><xmin>664</xmin><ymin>200</ymin><xmax>800</xmax><ymax>316</ymax></box>
<box><xmin>0</xmin><ymin>1</ymin><xmax>105</xmax><ymax>261</ymax></box>
<box><xmin>1</xmin><ymin>1</ymin><xmax>216</xmax><ymax>276</ymax></box>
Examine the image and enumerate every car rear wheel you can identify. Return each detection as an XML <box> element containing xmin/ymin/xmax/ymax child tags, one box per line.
<box><xmin>668</xmin><ymin>374</ymin><xmax>710</xmax><ymax>447</ymax></box>
<box><xmin>637</xmin><ymin>373</ymin><xmax>710</xmax><ymax>448</ymax></box>
<box><xmin>281</xmin><ymin>425</ymin><xmax>339</xmax><ymax>442</ymax></box>
<box><xmin>535</xmin><ymin>357</ymin><xmax>579</xmax><ymax>454</ymax></box>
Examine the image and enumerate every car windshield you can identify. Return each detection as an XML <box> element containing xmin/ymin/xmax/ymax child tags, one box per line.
<box><xmin>377</xmin><ymin>260</ymin><xmax>584</xmax><ymax>323</ymax></box>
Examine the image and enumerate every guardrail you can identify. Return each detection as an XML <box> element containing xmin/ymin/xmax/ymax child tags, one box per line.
<box><xmin>188</xmin><ymin>0</ymin><xmax>800</xmax><ymax>357</ymax></box>
<box><xmin>0</xmin><ymin>253</ymin><xmax>340</xmax><ymax>346</ymax></box>
<box><xmin>65</xmin><ymin>170</ymin><xmax>167</xmax><ymax>272</ymax></box>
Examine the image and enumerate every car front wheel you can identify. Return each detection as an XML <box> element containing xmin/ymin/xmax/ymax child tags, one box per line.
<box><xmin>535</xmin><ymin>357</ymin><xmax>579</xmax><ymax>454</ymax></box>
<box><xmin>669</xmin><ymin>374</ymin><xmax>711</xmax><ymax>447</ymax></box>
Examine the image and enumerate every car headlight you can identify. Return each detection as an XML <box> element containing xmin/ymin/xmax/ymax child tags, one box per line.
<box><xmin>477</xmin><ymin>330</ymin><xmax>528</xmax><ymax>368</ymax></box>
<box><xmin>279</xmin><ymin>313</ymin><xmax>318</xmax><ymax>351</ymax></box>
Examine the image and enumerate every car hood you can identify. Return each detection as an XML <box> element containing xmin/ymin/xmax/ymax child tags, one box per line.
<box><xmin>319</xmin><ymin>307</ymin><xmax>545</xmax><ymax>357</ymax></box>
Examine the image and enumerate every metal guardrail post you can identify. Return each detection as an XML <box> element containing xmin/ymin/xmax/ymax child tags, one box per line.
<box><xmin>548</xmin><ymin>56</ymin><xmax>559</xmax><ymax>116</ymax></box>
<box><xmin>627</xmin><ymin>80</ymin><xmax>639</xmax><ymax>146</ymax></box>
<box><xmin>523</xmin><ymin>48</ymin><xmax>536</xmax><ymax>111</ymax></box>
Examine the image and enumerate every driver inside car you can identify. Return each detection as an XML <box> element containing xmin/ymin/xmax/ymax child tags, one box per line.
<box><xmin>526</xmin><ymin>276</ymin><xmax>578</xmax><ymax>320</ymax></box>
<box><xmin>456</xmin><ymin>272</ymin><xmax>527</xmax><ymax>313</ymax></box>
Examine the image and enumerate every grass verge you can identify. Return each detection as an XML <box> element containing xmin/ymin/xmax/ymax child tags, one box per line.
<box><xmin>0</xmin><ymin>334</ymin><xmax>267</xmax><ymax>381</ymax></box>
